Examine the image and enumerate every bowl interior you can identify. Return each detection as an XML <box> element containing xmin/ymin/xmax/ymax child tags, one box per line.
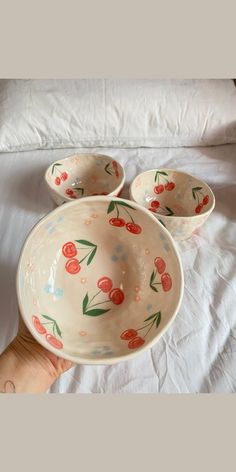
<box><xmin>17</xmin><ymin>198</ymin><xmax>183</xmax><ymax>363</ymax></box>
<box><xmin>46</xmin><ymin>154</ymin><xmax>124</xmax><ymax>200</ymax></box>
<box><xmin>131</xmin><ymin>169</ymin><xmax>214</xmax><ymax>218</ymax></box>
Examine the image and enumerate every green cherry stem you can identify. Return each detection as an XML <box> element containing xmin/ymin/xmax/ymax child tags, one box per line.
<box><xmin>115</xmin><ymin>204</ymin><xmax>120</xmax><ymax>218</ymax></box>
<box><xmin>88</xmin><ymin>300</ymin><xmax>112</xmax><ymax>309</ymax></box>
<box><xmin>87</xmin><ymin>290</ymin><xmax>102</xmax><ymax>308</ymax></box>
<box><xmin>143</xmin><ymin>320</ymin><xmax>156</xmax><ymax>338</ymax></box>
<box><xmin>121</xmin><ymin>206</ymin><xmax>135</xmax><ymax>224</ymax></box>
<box><xmin>78</xmin><ymin>248</ymin><xmax>94</xmax><ymax>265</ymax></box>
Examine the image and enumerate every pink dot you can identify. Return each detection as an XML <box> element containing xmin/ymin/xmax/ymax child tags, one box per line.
<box><xmin>79</xmin><ymin>331</ymin><xmax>87</xmax><ymax>336</ymax></box>
<box><xmin>91</xmin><ymin>213</ymin><xmax>98</xmax><ymax>218</ymax></box>
<box><xmin>145</xmin><ymin>249</ymin><xmax>150</xmax><ymax>255</ymax></box>
<box><xmin>84</xmin><ymin>219</ymin><xmax>92</xmax><ymax>225</ymax></box>
<box><xmin>80</xmin><ymin>277</ymin><xmax>87</xmax><ymax>284</ymax></box>
<box><xmin>135</xmin><ymin>295</ymin><xmax>141</xmax><ymax>302</ymax></box>
<box><xmin>134</xmin><ymin>285</ymin><xmax>140</xmax><ymax>293</ymax></box>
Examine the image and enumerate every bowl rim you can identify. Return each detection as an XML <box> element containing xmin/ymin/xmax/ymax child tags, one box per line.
<box><xmin>44</xmin><ymin>152</ymin><xmax>126</xmax><ymax>203</ymax></box>
<box><xmin>129</xmin><ymin>168</ymin><xmax>215</xmax><ymax>220</ymax></box>
<box><xmin>16</xmin><ymin>195</ymin><xmax>184</xmax><ymax>365</ymax></box>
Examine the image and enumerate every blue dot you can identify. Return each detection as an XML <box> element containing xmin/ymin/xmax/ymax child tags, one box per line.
<box><xmin>160</xmin><ymin>232</ymin><xmax>165</xmax><ymax>240</ymax></box>
<box><xmin>111</xmin><ymin>255</ymin><xmax>118</xmax><ymax>262</ymax></box>
<box><xmin>54</xmin><ymin>288</ymin><xmax>63</xmax><ymax>298</ymax></box>
<box><xmin>122</xmin><ymin>254</ymin><xmax>128</xmax><ymax>261</ymax></box>
<box><xmin>146</xmin><ymin>304</ymin><xmax>153</xmax><ymax>311</ymax></box>
<box><xmin>164</xmin><ymin>243</ymin><xmax>170</xmax><ymax>252</ymax></box>
<box><xmin>115</xmin><ymin>245</ymin><xmax>123</xmax><ymax>253</ymax></box>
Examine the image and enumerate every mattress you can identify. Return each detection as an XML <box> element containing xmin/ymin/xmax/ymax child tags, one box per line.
<box><xmin>0</xmin><ymin>144</ymin><xmax>235</xmax><ymax>393</ymax></box>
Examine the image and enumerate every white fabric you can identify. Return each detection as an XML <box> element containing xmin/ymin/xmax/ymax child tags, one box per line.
<box><xmin>0</xmin><ymin>79</ymin><xmax>236</xmax><ymax>152</ymax></box>
<box><xmin>0</xmin><ymin>145</ymin><xmax>236</xmax><ymax>393</ymax></box>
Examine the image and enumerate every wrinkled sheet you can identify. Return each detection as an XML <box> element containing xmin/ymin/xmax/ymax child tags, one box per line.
<box><xmin>0</xmin><ymin>144</ymin><xmax>235</xmax><ymax>393</ymax></box>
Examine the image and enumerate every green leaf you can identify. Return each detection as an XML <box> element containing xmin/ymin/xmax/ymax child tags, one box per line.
<box><xmin>165</xmin><ymin>206</ymin><xmax>174</xmax><ymax>216</ymax></box>
<box><xmin>155</xmin><ymin>312</ymin><xmax>161</xmax><ymax>329</ymax></box>
<box><xmin>75</xmin><ymin>239</ymin><xmax>96</xmax><ymax>247</ymax></box>
<box><xmin>51</xmin><ymin>163</ymin><xmax>62</xmax><ymax>174</ymax></box>
<box><xmin>192</xmin><ymin>189</ymin><xmax>196</xmax><ymax>200</ymax></box>
<box><xmin>192</xmin><ymin>186</ymin><xmax>202</xmax><ymax>192</ymax></box>
<box><xmin>84</xmin><ymin>308</ymin><xmax>110</xmax><ymax>317</ymax></box>
<box><xmin>150</xmin><ymin>285</ymin><xmax>159</xmax><ymax>293</ymax></box>
<box><xmin>104</xmin><ymin>163</ymin><xmax>112</xmax><ymax>175</ymax></box>
<box><xmin>75</xmin><ymin>187</ymin><xmax>84</xmax><ymax>195</ymax></box>
<box><xmin>155</xmin><ymin>171</ymin><xmax>168</xmax><ymax>181</ymax></box>
<box><xmin>41</xmin><ymin>314</ymin><xmax>55</xmax><ymax>322</ymax></box>
<box><xmin>87</xmin><ymin>246</ymin><xmax>97</xmax><ymax>265</ymax></box>
<box><xmin>54</xmin><ymin>322</ymin><xmax>62</xmax><ymax>338</ymax></box>
<box><xmin>144</xmin><ymin>313</ymin><xmax>158</xmax><ymax>322</ymax></box>
<box><xmin>83</xmin><ymin>293</ymin><xmax>89</xmax><ymax>313</ymax></box>
<box><xmin>150</xmin><ymin>270</ymin><xmax>156</xmax><ymax>286</ymax></box>
<box><xmin>158</xmin><ymin>219</ymin><xmax>166</xmax><ymax>228</ymax></box>
<box><xmin>107</xmin><ymin>201</ymin><xmax>115</xmax><ymax>214</ymax></box>
<box><xmin>115</xmin><ymin>201</ymin><xmax>136</xmax><ymax>210</ymax></box>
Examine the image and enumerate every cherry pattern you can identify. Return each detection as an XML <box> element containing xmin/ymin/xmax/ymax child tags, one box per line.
<box><xmin>83</xmin><ymin>277</ymin><xmax>125</xmax><ymax>316</ymax></box>
<box><xmin>51</xmin><ymin>163</ymin><xmax>68</xmax><ymax>186</ymax></box>
<box><xmin>62</xmin><ymin>240</ymin><xmax>97</xmax><ymax>275</ymax></box>
<box><xmin>65</xmin><ymin>187</ymin><xmax>84</xmax><ymax>199</ymax></box>
<box><xmin>149</xmin><ymin>256</ymin><xmax>172</xmax><ymax>292</ymax></box>
<box><xmin>120</xmin><ymin>311</ymin><xmax>161</xmax><ymax>350</ymax></box>
<box><xmin>154</xmin><ymin>171</ymin><xmax>175</xmax><ymax>194</ymax></box>
<box><xmin>104</xmin><ymin>160</ymin><xmax>120</xmax><ymax>179</ymax></box>
<box><xmin>192</xmin><ymin>187</ymin><xmax>209</xmax><ymax>214</ymax></box>
<box><xmin>107</xmin><ymin>200</ymin><xmax>142</xmax><ymax>234</ymax></box>
<box><xmin>32</xmin><ymin>314</ymin><xmax>63</xmax><ymax>349</ymax></box>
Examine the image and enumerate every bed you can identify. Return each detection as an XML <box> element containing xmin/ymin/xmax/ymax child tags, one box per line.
<box><xmin>0</xmin><ymin>80</ymin><xmax>236</xmax><ymax>393</ymax></box>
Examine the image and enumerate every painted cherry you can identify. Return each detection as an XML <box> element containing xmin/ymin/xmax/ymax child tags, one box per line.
<box><xmin>115</xmin><ymin>169</ymin><xmax>119</xmax><ymax>178</ymax></box>
<box><xmin>203</xmin><ymin>195</ymin><xmax>209</xmax><ymax>205</ymax></box>
<box><xmin>62</xmin><ymin>241</ymin><xmax>77</xmax><ymax>258</ymax></box>
<box><xmin>61</xmin><ymin>171</ymin><xmax>68</xmax><ymax>181</ymax></box>
<box><xmin>55</xmin><ymin>177</ymin><xmax>61</xmax><ymax>186</ymax></box>
<box><xmin>46</xmin><ymin>333</ymin><xmax>63</xmax><ymax>349</ymax></box>
<box><xmin>128</xmin><ymin>336</ymin><xmax>145</xmax><ymax>349</ymax></box>
<box><xmin>65</xmin><ymin>258</ymin><xmax>81</xmax><ymax>274</ymax></box>
<box><xmin>165</xmin><ymin>181</ymin><xmax>175</xmax><ymax>191</ymax></box>
<box><xmin>154</xmin><ymin>257</ymin><xmax>166</xmax><ymax>274</ymax></box>
<box><xmin>161</xmin><ymin>273</ymin><xmax>172</xmax><ymax>291</ymax></box>
<box><xmin>97</xmin><ymin>276</ymin><xmax>113</xmax><ymax>293</ymax></box>
<box><xmin>32</xmin><ymin>315</ymin><xmax>47</xmax><ymax>335</ymax></box>
<box><xmin>120</xmin><ymin>329</ymin><xmax>137</xmax><ymax>340</ymax></box>
<box><xmin>151</xmin><ymin>200</ymin><xmax>160</xmax><ymax>209</ymax></box>
<box><xmin>126</xmin><ymin>222</ymin><xmax>142</xmax><ymax>234</ymax></box>
<box><xmin>66</xmin><ymin>188</ymin><xmax>73</xmax><ymax>196</ymax></box>
<box><xmin>109</xmin><ymin>217</ymin><xmax>126</xmax><ymax>227</ymax></box>
<box><xmin>112</xmin><ymin>161</ymin><xmax>118</xmax><ymax>169</ymax></box>
<box><xmin>154</xmin><ymin>184</ymin><xmax>164</xmax><ymax>194</ymax></box>
<box><xmin>195</xmin><ymin>203</ymin><xmax>203</xmax><ymax>214</ymax></box>
<box><xmin>109</xmin><ymin>288</ymin><xmax>125</xmax><ymax>305</ymax></box>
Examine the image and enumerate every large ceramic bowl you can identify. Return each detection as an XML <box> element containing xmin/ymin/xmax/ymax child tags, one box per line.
<box><xmin>130</xmin><ymin>169</ymin><xmax>215</xmax><ymax>240</ymax></box>
<box><xmin>45</xmin><ymin>153</ymin><xmax>125</xmax><ymax>205</ymax></box>
<box><xmin>16</xmin><ymin>197</ymin><xmax>184</xmax><ymax>365</ymax></box>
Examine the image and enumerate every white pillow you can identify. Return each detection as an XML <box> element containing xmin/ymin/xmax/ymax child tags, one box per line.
<box><xmin>0</xmin><ymin>79</ymin><xmax>236</xmax><ymax>152</ymax></box>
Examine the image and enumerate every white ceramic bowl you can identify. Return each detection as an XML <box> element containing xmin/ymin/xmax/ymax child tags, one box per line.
<box><xmin>16</xmin><ymin>196</ymin><xmax>184</xmax><ymax>365</ymax></box>
<box><xmin>45</xmin><ymin>153</ymin><xmax>125</xmax><ymax>205</ymax></box>
<box><xmin>130</xmin><ymin>169</ymin><xmax>215</xmax><ymax>240</ymax></box>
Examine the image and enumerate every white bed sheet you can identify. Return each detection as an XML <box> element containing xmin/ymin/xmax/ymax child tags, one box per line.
<box><xmin>0</xmin><ymin>144</ymin><xmax>236</xmax><ymax>393</ymax></box>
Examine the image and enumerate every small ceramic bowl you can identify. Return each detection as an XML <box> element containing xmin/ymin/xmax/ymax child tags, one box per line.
<box><xmin>130</xmin><ymin>169</ymin><xmax>215</xmax><ymax>240</ymax></box>
<box><xmin>16</xmin><ymin>196</ymin><xmax>184</xmax><ymax>365</ymax></box>
<box><xmin>45</xmin><ymin>153</ymin><xmax>125</xmax><ymax>205</ymax></box>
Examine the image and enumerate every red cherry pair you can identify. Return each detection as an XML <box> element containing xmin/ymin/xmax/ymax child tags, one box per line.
<box><xmin>155</xmin><ymin>256</ymin><xmax>172</xmax><ymax>292</ymax></box>
<box><xmin>97</xmin><ymin>277</ymin><xmax>124</xmax><ymax>305</ymax></box>
<box><xmin>109</xmin><ymin>218</ymin><xmax>142</xmax><ymax>235</ymax></box>
<box><xmin>154</xmin><ymin>181</ymin><xmax>175</xmax><ymax>194</ymax></box>
<box><xmin>55</xmin><ymin>172</ymin><xmax>68</xmax><ymax>186</ymax></box>
<box><xmin>120</xmin><ymin>329</ymin><xmax>145</xmax><ymax>349</ymax></box>
<box><xmin>61</xmin><ymin>242</ymin><xmax>81</xmax><ymax>274</ymax></box>
<box><xmin>32</xmin><ymin>315</ymin><xmax>63</xmax><ymax>349</ymax></box>
<box><xmin>195</xmin><ymin>195</ymin><xmax>209</xmax><ymax>214</ymax></box>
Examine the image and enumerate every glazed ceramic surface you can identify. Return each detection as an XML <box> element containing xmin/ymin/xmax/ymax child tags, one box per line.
<box><xmin>45</xmin><ymin>153</ymin><xmax>125</xmax><ymax>205</ymax></box>
<box><xmin>16</xmin><ymin>197</ymin><xmax>184</xmax><ymax>365</ymax></box>
<box><xmin>130</xmin><ymin>169</ymin><xmax>215</xmax><ymax>240</ymax></box>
